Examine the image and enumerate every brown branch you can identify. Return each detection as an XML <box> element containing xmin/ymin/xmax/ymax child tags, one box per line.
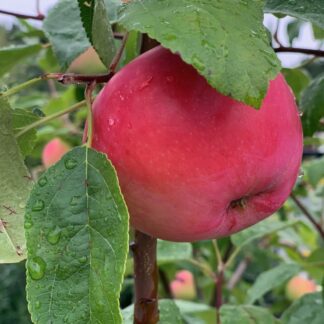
<box><xmin>290</xmin><ymin>193</ymin><xmax>324</xmax><ymax>239</ymax></box>
<box><xmin>45</xmin><ymin>72</ymin><xmax>114</xmax><ymax>85</ymax></box>
<box><xmin>0</xmin><ymin>9</ymin><xmax>44</xmax><ymax>20</ymax></box>
<box><xmin>110</xmin><ymin>32</ymin><xmax>129</xmax><ymax>72</ymax></box>
<box><xmin>274</xmin><ymin>47</ymin><xmax>324</xmax><ymax>57</ymax></box>
<box><xmin>132</xmin><ymin>231</ymin><xmax>159</xmax><ymax>324</ymax></box>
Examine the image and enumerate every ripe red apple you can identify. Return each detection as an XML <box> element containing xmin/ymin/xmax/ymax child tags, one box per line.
<box><xmin>170</xmin><ymin>270</ymin><xmax>196</xmax><ymax>300</ymax></box>
<box><xmin>90</xmin><ymin>46</ymin><xmax>303</xmax><ymax>242</ymax></box>
<box><xmin>42</xmin><ymin>138</ymin><xmax>71</xmax><ymax>168</ymax></box>
<box><xmin>286</xmin><ymin>275</ymin><xmax>317</xmax><ymax>301</ymax></box>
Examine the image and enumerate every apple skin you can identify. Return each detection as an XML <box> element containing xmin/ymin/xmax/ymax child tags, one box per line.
<box><xmin>42</xmin><ymin>138</ymin><xmax>71</xmax><ymax>169</ymax></box>
<box><xmin>90</xmin><ymin>46</ymin><xmax>303</xmax><ymax>242</ymax></box>
<box><xmin>286</xmin><ymin>276</ymin><xmax>317</xmax><ymax>301</ymax></box>
<box><xmin>170</xmin><ymin>270</ymin><xmax>196</xmax><ymax>300</ymax></box>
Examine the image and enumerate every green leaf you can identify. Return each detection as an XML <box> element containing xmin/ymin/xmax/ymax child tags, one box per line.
<box><xmin>0</xmin><ymin>44</ymin><xmax>42</xmax><ymax>77</ymax></box>
<box><xmin>286</xmin><ymin>20</ymin><xmax>304</xmax><ymax>45</ymax></box>
<box><xmin>104</xmin><ymin>0</ymin><xmax>123</xmax><ymax>23</ymax></box>
<box><xmin>78</xmin><ymin>0</ymin><xmax>116</xmax><ymax>68</ymax></box>
<box><xmin>220</xmin><ymin>305</ymin><xmax>280</xmax><ymax>324</ymax></box>
<box><xmin>25</xmin><ymin>147</ymin><xmax>129</xmax><ymax>323</ymax></box>
<box><xmin>43</xmin><ymin>0</ymin><xmax>91</xmax><ymax>70</ymax></box>
<box><xmin>281</xmin><ymin>293</ymin><xmax>324</xmax><ymax>324</ymax></box>
<box><xmin>282</xmin><ymin>68</ymin><xmax>310</xmax><ymax>102</ymax></box>
<box><xmin>264</xmin><ymin>0</ymin><xmax>324</xmax><ymax>29</ymax></box>
<box><xmin>175</xmin><ymin>301</ymin><xmax>217</xmax><ymax>324</ymax></box>
<box><xmin>303</xmin><ymin>157</ymin><xmax>324</xmax><ymax>187</ymax></box>
<box><xmin>12</xmin><ymin>109</ymin><xmax>40</xmax><ymax>157</ymax></box>
<box><xmin>0</xmin><ymin>98</ymin><xmax>32</xmax><ymax>263</ymax></box>
<box><xmin>245</xmin><ymin>263</ymin><xmax>301</xmax><ymax>304</ymax></box>
<box><xmin>118</xmin><ymin>0</ymin><xmax>281</xmax><ymax>108</ymax></box>
<box><xmin>300</xmin><ymin>74</ymin><xmax>324</xmax><ymax>136</ymax></box>
<box><xmin>231</xmin><ymin>218</ymin><xmax>298</xmax><ymax>248</ymax></box>
<box><xmin>157</xmin><ymin>240</ymin><xmax>192</xmax><ymax>264</ymax></box>
<box><xmin>122</xmin><ymin>299</ymin><xmax>183</xmax><ymax>324</ymax></box>
<box><xmin>312</xmin><ymin>24</ymin><xmax>324</xmax><ymax>39</ymax></box>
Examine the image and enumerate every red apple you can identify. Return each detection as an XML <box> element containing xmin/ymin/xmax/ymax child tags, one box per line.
<box><xmin>42</xmin><ymin>138</ymin><xmax>71</xmax><ymax>168</ymax></box>
<box><xmin>170</xmin><ymin>270</ymin><xmax>196</xmax><ymax>300</ymax></box>
<box><xmin>286</xmin><ymin>275</ymin><xmax>317</xmax><ymax>301</ymax></box>
<box><xmin>90</xmin><ymin>46</ymin><xmax>303</xmax><ymax>242</ymax></box>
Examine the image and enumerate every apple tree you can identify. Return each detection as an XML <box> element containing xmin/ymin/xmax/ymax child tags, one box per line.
<box><xmin>0</xmin><ymin>0</ymin><xmax>324</xmax><ymax>323</ymax></box>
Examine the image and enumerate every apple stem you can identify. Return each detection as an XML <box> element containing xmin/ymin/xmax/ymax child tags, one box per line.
<box><xmin>290</xmin><ymin>193</ymin><xmax>324</xmax><ymax>239</ymax></box>
<box><xmin>132</xmin><ymin>230</ymin><xmax>159</xmax><ymax>324</ymax></box>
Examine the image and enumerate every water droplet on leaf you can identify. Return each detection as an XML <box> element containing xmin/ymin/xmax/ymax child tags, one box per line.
<box><xmin>78</xmin><ymin>256</ymin><xmax>87</xmax><ymax>264</ymax></box>
<box><xmin>32</xmin><ymin>200</ymin><xmax>45</xmax><ymax>211</ymax></box>
<box><xmin>47</xmin><ymin>226</ymin><xmax>61</xmax><ymax>245</ymax></box>
<box><xmin>64</xmin><ymin>159</ymin><xmax>77</xmax><ymax>170</ymax></box>
<box><xmin>35</xmin><ymin>300</ymin><xmax>41</xmax><ymax>309</ymax></box>
<box><xmin>38</xmin><ymin>177</ymin><xmax>48</xmax><ymax>187</ymax></box>
<box><xmin>24</xmin><ymin>220</ymin><xmax>33</xmax><ymax>229</ymax></box>
<box><xmin>28</xmin><ymin>256</ymin><xmax>46</xmax><ymax>280</ymax></box>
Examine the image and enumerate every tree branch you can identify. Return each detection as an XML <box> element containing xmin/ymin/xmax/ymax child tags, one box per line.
<box><xmin>0</xmin><ymin>9</ymin><xmax>44</xmax><ymax>20</ymax></box>
<box><xmin>45</xmin><ymin>72</ymin><xmax>115</xmax><ymax>85</ymax></box>
<box><xmin>274</xmin><ymin>47</ymin><xmax>324</xmax><ymax>57</ymax></box>
<box><xmin>132</xmin><ymin>231</ymin><xmax>159</xmax><ymax>324</ymax></box>
<box><xmin>290</xmin><ymin>193</ymin><xmax>324</xmax><ymax>239</ymax></box>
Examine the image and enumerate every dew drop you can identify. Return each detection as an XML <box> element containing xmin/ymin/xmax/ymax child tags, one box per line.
<box><xmin>166</xmin><ymin>76</ymin><xmax>174</xmax><ymax>83</ymax></box>
<box><xmin>78</xmin><ymin>256</ymin><xmax>87</xmax><ymax>264</ymax></box>
<box><xmin>298</xmin><ymin>168</ymin><xmax>304</xmax><ymax>179</ymax></box>
<box><xmin>64</xmin><ymin>159</ymin><xmax>77</xmax><ymax>170</ymax></box>
<box><xmin>19</xmin><ymin>202</ymin><xmax>26</xmax><ymax>209</ymax></box>
<box><xmin>70</xmin><ymin>195</ymin><xmax>81</xmax><ymax>206</ymax></box>
<box><xmin>127</xmin><ymin>122</ymin><xmax>133</xmax><ymax>129</ymax></box>
<box><xmin>47</xmin><ymin>226</ymin><xmax>61</xmax><ymax>245</ymax></box>
<box><xmin>298</xmin><ymin>110</ymin><xmax>304</xmax><ymax>117</ymax></box>
<box><xmin>28</xmin><ymin>256</ymin><xmax>46</xmax><ymax>280</ymax></box>
<box><xmin>32</xmin><ymin>200</ymin><xmax>45</xmax><ymax>211</ymax></box>
<box><xmin>108</xmin><ymin>118</ymin><xmax>115</xmax><ymax>126</ymax></box>
<box><xmin>24</xmin><ymin>220</ymin><xmax>33</xmax><ymax>229</ymax></box>
<box><xmin>38</xmin><ymin>177</ymin><xmax>48</xmax><ymax>187</ymax></box>
<box><xmin>35</xmin><ymin>300</ymin><xmax>41</xmax><ymax>309</ymax></box>
<box><xmin>192</xmin><ymin>55</ymin><xmax>205</xmax><ymax>72</ymax></box>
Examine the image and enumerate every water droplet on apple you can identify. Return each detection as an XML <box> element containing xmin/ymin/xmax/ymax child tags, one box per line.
<box><xmin>28</xmin><ymin>256</ymin><xmax>46</xmax><ymax>280</ymax></box>
<box><xmin>32</xmin><ymin>200</ymin><xmax>45</xmax><ymax>211</ymax></box>
<box><xmin>166</xmin><ymin>76</ymin><xmax>174</xmax><ymax>83</ymax></box>
<box><xmin>298</xmin><ymin>110</ymin><xmax>304</xmax><ymax>117</ymax></box>
<box><xmin>108</xmin><ymin>118</ymin><xmax>115</xmax><ymax>126</ymax></box>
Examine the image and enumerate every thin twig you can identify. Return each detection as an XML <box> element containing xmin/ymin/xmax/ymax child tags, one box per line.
<box><xmin>35</xmin><ymin>0</ymin><xmax>41</xmax><ymax>16</ymax></box>
<box><xmin>15</xmin><ymin>100</ymin><xmax>86</xmax><ymax>138</ymax></box>
<box><xmin>0</xmin><ymin>9</ymin><xmax>44</xmax><ymax>20</ymax></box>
<box><xmin>274</xmin><ymin>47</ymin><xmax>324</xmax><ymax>57</ymax></box>
<box><xmin>109</xmin><ymin>32</ymin><xmax>129</xmax><ymax>72</ymax></box>
<box><xmin>273</xmin><ymin>19</ymin><xmax>284</xmax><ymax>47</ymax></box>
<box><xmin>290</xmin><ymin>193</ymin><xmax>324</xmax><ymax>239</ymax></box>
<box><xmin>45</xmin><ymin>72</ymin><xmax>115</xmax><ymax>85</ymax></box>
<box><xmin>227</xmin><ymin>257</ymin><xmax>251</xmax><ymax>290</ymax></box>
